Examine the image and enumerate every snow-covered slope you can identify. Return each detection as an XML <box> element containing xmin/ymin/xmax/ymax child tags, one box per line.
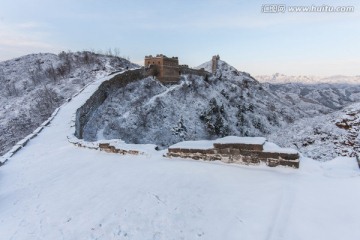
<box><xmin>83</xmin><ymin>60</ymin><xmax>308</xmax><ymax>148</ymax></box>
<box><xmin>263</xmin><ymin>82</ymin><xmax>360</xmax><ymax>115</ymax></box>
<box><xmin>268</xmin><ymin>102</ymin><xmax>360</xmax><ymax>160</ymax></box>
<box><xmin>0</xmin><ymin>71</ymin><xmax>360</xmax><ymax>240</ymax></box>
<box><xmin>0</xmin><ymin>52</ymin><xmax>137</xmax><ymax>156</ymax></box>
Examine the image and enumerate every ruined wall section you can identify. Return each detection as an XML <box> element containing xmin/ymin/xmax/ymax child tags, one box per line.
<box><xmin>167</xmin><ymin>140</ymin><xmax>300</xmax><ymax>168</ymax></box>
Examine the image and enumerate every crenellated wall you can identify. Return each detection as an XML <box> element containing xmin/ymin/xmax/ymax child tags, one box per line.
<box><xmin>179</xmin><ymin>66</ymin><xmax>210</xmax><ymax>78</ymax></box>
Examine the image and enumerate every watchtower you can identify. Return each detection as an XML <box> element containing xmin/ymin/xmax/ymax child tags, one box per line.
<box><xmin>212</xmin><ymin>55</ymin><xmax>220</xmax><ymax>74</ymax></box>
<box><xmin>144</xmin><ymin>54</ymin><xmax>180</xmax><ymax>83</ymax></box>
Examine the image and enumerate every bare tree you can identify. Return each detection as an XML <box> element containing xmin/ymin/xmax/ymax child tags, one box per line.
<box><xmin>0</xmin><ymin>68</ymin><xmax>5</xmax><ymax>82</ymax></box>
<box><xmin>5</xmin><ymin>82</ymin><xmax>19</xmax><ymax>97</ymax></box>
<box><xmin>106</xmin><ymin>48</ymin><xmax>113</xmax><ymax>57</ymax></box>
<box><xmin>113</xmin><ymin>48</ymin><xmax>121</xmax><ymax>57</ymax></box>
<box><xmin>31</xmin><ymin>86</ymin><xmax>62</xmax><ymax>119</ymax></box>
<box><xmin>29</xmin><ymin>69</ymin><xmax>44</xmax><ymax>85</ymax></box>
<box><xmin>35</xmin><ymin>59</ymin><xmax>42</xmax><ymax>72</ymax></box>
<box><xmin>45</xmin><ymin>64</ymin><xmax>57</xmax><ymax>82</ymax></box>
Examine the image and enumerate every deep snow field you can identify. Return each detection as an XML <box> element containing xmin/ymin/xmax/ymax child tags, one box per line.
<box><xmin>1</xmin><ymin>72</ymin><xmax>360</xmax><ymax>240</ymax></box>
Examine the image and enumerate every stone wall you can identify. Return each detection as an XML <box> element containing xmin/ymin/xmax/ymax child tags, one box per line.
<box><xmin>75</xmin><ymin>69</ymin><xmax>147</xmax><ymax>139</ymax></box>
<box><xmin>179</xmin><ymin>66</ymin><xmax>210</xmax><ymax>78</ymax></box>
<box><xmin>70</xmin><ymin>141</ymin><xmax>141</xmax><ymax>155</ymax></box>
<box><xmin>167</xmin><ymin>139</ymin><xmax>300</xmax><ymax>168</ymax></box>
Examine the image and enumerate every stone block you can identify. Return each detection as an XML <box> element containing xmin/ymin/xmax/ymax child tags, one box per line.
<box><xmin>204</xmin><ymin>149</ymin><xmax>216</xmax><ymax>154</ymax></box>
<box><xmin>99</xmin><ymin>143</ymin><xmax>110</xmax><ymax>149</ymax></box>
<box><xmin>279</xmin><ymin>152</ymin><xmax>299</xmax><ymax>160</ymax></box>
<box><xmin>230</xmin><ymin>148</ymin><xmax>240</xmax><ymax>155</ymax></box>
<box><xmin>259</xmin><ymin>151</ymin><xmax>280</xmax><ymax>159</ymax></box>
<box><xmin>168</xmin><ymin>148</ymin><xmax>181</xmax><ymax>153</ymax></box>
<box><xmin>219</xmin><ymin>148</ymin><xmax>230</xmax><ymax>154</ymax></box>
<box><xmin>279</xmin><ymin>160</ymin><xmax>300</xmax><ymax>169</ymax></box>
<box><xmin>267</xmin><ymin>158</ymin><xmax>280</xmax><ymax>167</ymax></box>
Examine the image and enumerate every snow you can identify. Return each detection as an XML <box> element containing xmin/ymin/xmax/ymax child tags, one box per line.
<box><xmin>15</xmin><ymin>138</ymin><xmax>30</xmax><ymax>147</ymax></box>
<box><xmin>215</xmin><ymin>136</ymin><xmax>266</xmax><ymax>145</ymax></box>
<box><xmin>263</xmin><ymin>142</ymin><xmax>298</xmax><ymax>154</ymax></box>
<box><xmin>69</xmin><ymin>138</ymin><xmax>158</xmax><ymax>153</ymax></box>
<box><xmin>1</xmin><ymin>70</ymin><xmax>360</xmax><ymax>239</ymax></box>
<box><xmin>33</xmin><ymin>127</ymin><xmax>44</xmax><ymax>134</ymax></box>
<box><xmin>169</xmin><ymin>140</ymin><xmax>215</xmax><ymax>150</ymax></box>
<box><xmin>321</xmin><ymin>157</ymin><xmax>360</xmax><ymax>178</ymax></box>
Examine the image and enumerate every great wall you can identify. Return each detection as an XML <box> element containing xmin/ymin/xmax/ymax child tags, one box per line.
<box><xmin>1</xmin><ymin>55</ymin><xmax>308</xmax><ymax>169</ymax></box>
<box><xmin>71</xmin><ymin>55</ymin><xmax>302</xmax><ymax>169</ymax></box>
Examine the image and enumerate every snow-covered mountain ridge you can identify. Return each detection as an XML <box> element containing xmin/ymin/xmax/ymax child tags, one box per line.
<box><xmin>263</xmin><ymin>82</ymin><xmax>360</xmax><ymax>115</ymax></box>
<box><xmin>256</xmin><ymin>73</ymin><xmax>360</xmax><ymax>84</ymax></box>
<box><xmin>0</xmin><ymin>52</ymin><xmax>137</xmax><ymax>156</ymax></box>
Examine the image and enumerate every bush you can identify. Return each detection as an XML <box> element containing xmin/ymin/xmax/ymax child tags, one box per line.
<box><xmin>31</xmin><ymin>86</ymin><xmax>63</xmax><ymax>120</ymax></box>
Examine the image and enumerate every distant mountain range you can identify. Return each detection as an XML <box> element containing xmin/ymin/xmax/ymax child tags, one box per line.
<box><xmin>256</xmin><ymin>73</ymin><xmax>360</xmax><ymax>85</ymax></box>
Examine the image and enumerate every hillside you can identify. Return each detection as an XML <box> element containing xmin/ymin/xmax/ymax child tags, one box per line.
<box><xmin>262</xmin><ymin>82</ymin><xmax>360</xmax><ymax>115</ymax></box>
<box><xmin>1</xmin><ymin>70</ymin><xmax>359</xmax><ymax>240</ymax></box>
<box><xmin>268</xmin><ymin>102</ymin><xmax>360</xmax><ymax>160</ymax></box>
<box><xmin>82</xmin><ymin>59</ymin><xmax>308</xmax><ymax>148</ymax></box>
<box><xmin>0</xmin><ymin>52</ymin><xmax>136</xmax><ymax>156</ymax></box>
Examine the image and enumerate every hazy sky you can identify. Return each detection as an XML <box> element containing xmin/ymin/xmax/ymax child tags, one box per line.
<box><xmin>0</xmin><ymin>0</ymin><xmax>359</xmax><ymax>76</ymax></box>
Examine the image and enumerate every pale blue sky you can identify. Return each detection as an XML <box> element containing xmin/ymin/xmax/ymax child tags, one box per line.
<box><xmin>0</xmin><ymin>0</ymin><xmax>359</xmax><ymax>75</ymax></box>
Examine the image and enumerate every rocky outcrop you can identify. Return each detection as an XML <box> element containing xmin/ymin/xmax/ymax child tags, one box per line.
<box><xmin>334</xmin><ymin>107</ymin><xmax>360</xmax><ymax>157</ymax></box>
